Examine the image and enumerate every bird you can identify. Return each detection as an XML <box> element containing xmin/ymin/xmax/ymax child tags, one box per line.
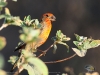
<box><xmin>14</xmin><ymin>13</ymin><xmax>56</xmax><ymax>52</ymax></box>
<box><xmin>10</xmin><ymin>13</ymin><xmax>56</xmax><ymax>72</ymax></box>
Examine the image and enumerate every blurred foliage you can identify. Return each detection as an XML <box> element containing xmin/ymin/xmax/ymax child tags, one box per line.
<box><xmin>84</xmin><ymin>65</ymin><xmax>95</xmax><ymax>72</ymax></box>
<box><xmin>0</xmin><ymin>0</ymin><xmax>7</xmax><ymax>11</ymax></box>
<box><xmin>52</xmin><ymin>30</ymin><xmax>70</xmax><ymax>53</ymax></box>
<box><xmin>0</xmin><ymin>36</ymin><xmax>6</xmax><ymax>75</ymax></box>
<box><xmin>72</xmin><ymin>34</ymin><xmax>100</xmax><ymax>57</ymax></box>
<box><xmin>12</xmin><ymin>0</ymin><xmax>17</xmax><ymax>2</ymax></box>
<box><xmin>0</xmin><ymin>36</ymin><xmax>6</xmax><ymax>50</ymax></box>
<box><xmin>8</xmin><ymin>50</ymin><xmax>48</xmax><ymax>75</ymax></box>
<box><xmin>8</xmin><ymin>55</ymin><xmax>18</xmax><ymax>65</ymax></box>
<box><xmin>0</xmin><ymin>54</ymin><xmax>5</xmax><ymax>69</ymax></box>
<box><xmin>19</xmin><ymin>15</ymin><xmax>41</xmax><ymax>43</ymax></box>
<box><xmin>21</xmin><ymin>15</ymin><xmax>41</xmax><ymax>28</ymax></box>
<box><xmin>0</xmin><ymin>70</ymin><xmax>7</xmax><ymax>75</ymax></box>
<box><xmin>0</xmin><ymin>0</ymin><xmax>100</xmax><ymax>75</ymax></box>
<box><xmin>22</xmin><ymin>50</ymin><xmax>48</xmax><ymax>75</ymax></box>
<box><xmin>19</xmin><ymin>27</ymin><xmax>40</xmax><ymax>43</ymax></box>
<box><xmin>0</xmin><ymin>8</ymin><xmax>22</xmax><ymax>26</ymax></box>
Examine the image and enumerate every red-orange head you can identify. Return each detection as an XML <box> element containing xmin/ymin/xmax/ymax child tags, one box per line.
<box><xmin>42</xmin><ymin>13</ymin><xmax>56</xmax><ymax>21</ymax></box>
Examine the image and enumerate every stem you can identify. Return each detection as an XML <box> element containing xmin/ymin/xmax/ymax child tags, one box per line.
<box><xmin>0</xmin><ymin>24</ymin><xmax>8</xmax><ymax>31</ymax></box>
<box><xmin>37</xmin><ymin>43</ymin><xmax>54</xmax><ymax>58</ymax></box>
<box><xmin>37</xmin><ymin>42</ymin><xmax>77</xmax><ymax>63</ymax></box>
<box><xmin>13</xmin><ymin>70</ymin><xmax>19</xmax><ymax>75</ymax></box>
<box><xmin>45</xmin><ymin>53</ymin><xmax>77</xmax><ymax>63</ymax></box>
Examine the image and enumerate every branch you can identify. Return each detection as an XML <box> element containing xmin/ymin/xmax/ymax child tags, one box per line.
<box><xmin>37</xmin><ymin>43</ymin><xmax>54</xmax><ymax>58</ymax></box>
<box><xmin>45</xmin><ymin>53</ymin><xmax>77</xmax><ymax>63</ymax></box>
<box><xmin>0</xmin><ymin>24</ymin><xmax>8</xmax><ymax>31</ymax></box>
<box><xmin>37</xmin><ymin>43</ymin><xmax>77</xmax><ymax>63</ymax></box>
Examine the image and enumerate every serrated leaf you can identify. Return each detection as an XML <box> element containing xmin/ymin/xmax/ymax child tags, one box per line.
<box><xmin>74</xmin><ymin>34</ymin><xmax>85</xmax><ymax>42</ymax></box>
<box><xmin>0</xmin><ymin>36</ymin><xmax>6</xmax><ymax>50</ymax></box>
<box><xmin>72</xmin><ymin>48</ymin><xmax>87</xmax><ymax>57</ymax></box>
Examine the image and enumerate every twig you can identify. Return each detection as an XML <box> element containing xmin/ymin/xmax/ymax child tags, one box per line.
<box><xmin>0</xmin><ymin>24</ymin><xmax>8</xmax><ymax>31</ymax></box>
<box><xmin>37</xmin><ymin>49</ymin><xmax>44</xmax><ymax>53</ymax></box>
<box><xmin>38</xmin><ymin>44</ymin><xmax>54</xmax><ymax>58</ymax></box>
<box><xmin>37</xmin><ymin>43</ymin><xmax>77</xmax><ymax>63</ymax></box>
<box><xmin>13</xmin><ymin>70</ymin><xmax>19</xmax><ymax>75</ymax></box>
<box><xmin>45</xmin><ymin>53</ymin><xmax>77</xmax><ymax>63</ymax></box>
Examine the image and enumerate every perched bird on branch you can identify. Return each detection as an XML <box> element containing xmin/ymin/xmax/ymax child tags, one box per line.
<box><xmin>14</xmin><ymin>13</ymin><xmax>56</xmax><ymax>52</ymax></box>
<box><xmin>10</xmin><ymin>13</ymin><xmax>56</xmax><ymax>72</ymax></box>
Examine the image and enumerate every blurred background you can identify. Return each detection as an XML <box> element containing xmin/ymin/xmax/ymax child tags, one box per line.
<box><xmin>0</xmin><ymin>0</ymin><xmax>100</xmax><ymax>75</ymax></box>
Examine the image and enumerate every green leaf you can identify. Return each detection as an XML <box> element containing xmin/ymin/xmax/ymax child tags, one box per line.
<box><xmin>8</xmin><ymin>55</ymin><xmax>18</xmax><ymax>65</ymax></box>
<box><xmin>0</xmin><ymin>54</ymin><xmax>5</xmax><ymax>69</ymax></box>
<box><xmin>72</xmin><ymin>48</ymin><xmax>87</xmax><ymax>57</ymax></box>
<box><xmin>0</xmin><ymin>36</ymin><xmax>6</xmax><ymax>50</ymax></box>
<box><xmin>83</xmin><ymin>40</ymin><xmax>91</xmax><ymax>49</ymax></box>
<box><xmin>0</xmin><ymin>0</ymin><xmax>7</xmax><ymax>7</ymax></box>
<box><xmin>21</xmin><ymin>16</ymin><xmax>41</xmax><ymax>28</ymax></box>
<box><xmin>73</xmin><ymin>41</ymin><xmax>83</xmax><ymax>50</ymax></box>
<box><xmin>56</xmin><ymin>30</ymin><xmax>61</xmax><ymax>39</ymax></box>
<box><xmin>0</xmin><ymin>14</ymin><xmax>6</xmax><ymax>19</ymax></box>
<box><xmin>52</xmin><ymin>30</ymin><xmax>70</xmax><ymax>53</ymax></box>
<box><xmin>22</xmin><ymin>50</ymin><xmax>48</xmax><ymax>75</ymax></box>
<box><xmin>23</xmin><ymin>63</ymin><xmax>41</xmax><ymax>75</ymax></box>
<box><xmin>73</xmin><ymin>34</ymin><xmax>100</xmax><ymax>57</ymax></box>
<box><xmin>20</xmin><ymin>27</ymin><xmax>40</xmax><ymax>43</ymax></box>
<box><xmin>74</xmin><ymin>34</ymin><xmax>81</xmax><ymax>41</ymax></box>
<box><xmin>90</xmin><ymin>40</ymin><xmax>100</xmax><ymax>48</ymax></box>
<box><xmin>27</xmin><ymin>57</ymin><xmax>48</xmax><ymax>75</ymax></box>
<box><xmin>58</xmin><ymin>41</ymin><xmax>69</xmax><ymax>52</ymax></box>
<box><xmin>74</xmin><ymin>34</ymin><xmax>87</xmax><ymax>42</ymax></box>
<box><xmin>56</xmin><ymin>30</ymin><xmax>70</xmax><ymax>41</ymax></box>
<box><xmin>34</xmin><ymin>19</ymin><xmax>39</xmax><ymax>25</ymax></box>
<box><xmin>5</xmin><ymin>8</ymin><xmax>11</xmax><ymax>15</ymax></box>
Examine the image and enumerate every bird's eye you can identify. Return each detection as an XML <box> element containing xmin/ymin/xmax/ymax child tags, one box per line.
<box><xmin>45</xmin><ymin>14</ymin><xmax>49</xmax><ymax>17</ymax></box>
<box><xmin>51</xmin><ymin>16</ymin><xmax>54</xmax><ymax>19</ymax></box>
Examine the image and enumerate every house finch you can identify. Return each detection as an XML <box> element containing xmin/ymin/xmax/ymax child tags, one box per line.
<box><xmin>10</xmin><ymin>13</ymin><xmax>56</xmax><ymax>72</ymax></box>
<box><xmin>14</xmin><ymin>13</ymin><xmax>56</xmax><ymax>52</ymax></box>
